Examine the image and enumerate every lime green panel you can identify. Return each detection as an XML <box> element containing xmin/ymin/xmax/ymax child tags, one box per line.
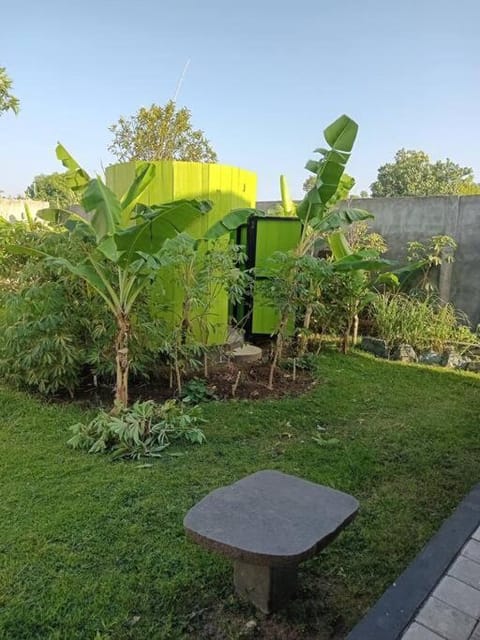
<box><xmin>251</xmin><ymin>286</ymin><xmax>280</xmax><ymax>335</ymax></box>
<box><xmin>250</xmin><ymin>218</ymin><xmax>301</xmax><ymax>335</ymax></box>
<box><xmin>250</xmin><ymin>285</ymin><xmax>295</xmax><ymax>335</ymax></box>
<box><xmin>105</xmin><ymin>163</ymin><xmax>136</xmax><ymax>199</ymax></box>
<box><xmin>105</xmin><ymin>161</ymin><xmax>257</xmax><ymax>345</ymax></box>
<box><xmin>254</xmin><ymin>218</ymin><xmax>302</xmax><ymax>276</ymax></box>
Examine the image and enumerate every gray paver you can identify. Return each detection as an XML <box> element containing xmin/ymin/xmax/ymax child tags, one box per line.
<box><xmin>462</xmin><ymin>539</ymin><xmax>480</xmax><ymax>565</ymax></box>
<box><xmin>401</xmin><ymin>622</ymin><xmax>445</xmax><ymax>639</ymax></box>
<box><xmin>416</xmin><ymin>596</ymin><xmax>476</xmax><ymax>640</ymax></box>
<box><xmin>472</xmin><ymin>526</ymin><xmax>480</xmax><ymax>542</ymax></box>
<box><xmin>448</xmin><ymin>556</ymin><xmax>480</xmax><ymax>590</ymax></box>
<box><xmin>433</xmin><ymin>575</ymin><xmax>480</xmax><ymax>618</ymax></box>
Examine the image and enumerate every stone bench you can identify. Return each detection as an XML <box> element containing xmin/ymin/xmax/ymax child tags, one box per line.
<box><xmin>184</xmin><ymin>470</ymin><xmax>359</xmax><ymax>613</ymax></box>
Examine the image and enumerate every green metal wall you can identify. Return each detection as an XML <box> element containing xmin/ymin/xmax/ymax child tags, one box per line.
<box><xmin>106</xmin><ymin>161</ymin><xmax>257</xmax><ymax>345</ymax></box>
<box><xmin>236</xmin><ymin>216</ymin><xmax>302</xmax><ymax>336</ymax></box>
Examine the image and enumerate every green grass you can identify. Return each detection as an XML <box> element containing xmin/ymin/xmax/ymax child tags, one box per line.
<box><xmin>1</xmin><ymin>351</ymin><xmax>480</xmax><ymax>639</ymax></box>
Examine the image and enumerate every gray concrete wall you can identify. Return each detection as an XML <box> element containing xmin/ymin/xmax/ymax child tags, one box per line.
<box><xmin>0</xmin><ymin>198</ymin><xmax>49</xmax><ymax>222</ymax></box>
<box><xmin>257</xmin><ymin>196</ymin><xmax>480</xmax><ymax>327</ymax></box>
<box><xmin>349</xmin><ymin>196</ymin><xmax>480</xmax><ymax>327</ymax></box>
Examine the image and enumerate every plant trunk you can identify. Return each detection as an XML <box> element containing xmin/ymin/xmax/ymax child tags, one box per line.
<box><xmin>115</xmin><ymin>313</ymin><xmax>130</xmax><ymax>409</ymax></box>
<box><xmin>352</xmin><ymin>313</ymin><xmax>359</xmax><ymax>345</ymax></box>
<box><xmin>204</xmin><ymin>351</ymin><xmax>208</xmax><ymax>378</ymax></box>
<box><xmin>174</xmin><ymin>347</ymin><xmax>182</xmax><ymax>396</ymax></box>
<box><xmin>342</xmin><ymin>316</ymin><xmax>354</xmax><ymax>354</ymax></box>
<box><xmin>268</xmin><ymin>314</ymin><xmax>288</xmax><ymax>390</ymax></box>
<box><xmin>298</xmin><ymin>304</ymin><xmax>313</xmax><ymax>357</ymax></box>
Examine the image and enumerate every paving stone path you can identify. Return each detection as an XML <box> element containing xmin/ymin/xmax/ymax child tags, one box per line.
<box><xmin>402</xmin><ymin>526</ymin><xmax>480</xmax><ymax>640</ymax></box>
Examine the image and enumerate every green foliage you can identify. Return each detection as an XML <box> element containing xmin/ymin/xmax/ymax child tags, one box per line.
<box><xmin>371</xmin><ymin>149</ymin><xmax>480</xmax><ymax>197</ymax></box>
<box><xmin>25</xmin><ymin>172</ymin><xmax>79</xmax><ymax>208</ymax></box>
<box><xmin>258</xmin><ymin>252</ymin><xmax>332</xmax><ymax>324</ymax></box>
<box><xmin>401</xmin><ymin>235</ymin><xmax>457</xmax><ymax>293</ymax></box>
<box><xmin>0</xmin><ymin>66</ymin><xmax>19</xmax><ymax>116</ymax></box>
<box><xmin>345</xmin><ymin>221</ymin><xmax>388</xmax><ymax>254</ymax></box>
<box><xmin>68</xmin><ymin>399</ymin><xmax>206</xmax><ymax>459</ymax></box>
<box><xmin>180</xmin><ymin>378</ymin><xmax>217</xmax><ymax>404</ymax></box>
<box><xmin>0</xmin><ymin>223</ymin><xmax>164</xmax><ymax>395</ymax></box>
<box><xmin>155</xmin><ymin>233</ymin><xmax>250</xmax><ymax>391</ymax></box>
<box><xmin>313</xmin><ymin>268</ymin><xmax>376</xmax><ymax>349</ymax></box>
<box><xmin>369</xmin><ymin>293</ymin><xmax>475</xmax><ymax>352</ymax></box>
<box><xmin>13</xmin><ymin>146</ymin><xmax>218</xmax><ymax>407</ymax></box>
<box><xmin>108</xmin><ymin>100</ymin><xmax>217</xmax><ymax>163</ymax></box>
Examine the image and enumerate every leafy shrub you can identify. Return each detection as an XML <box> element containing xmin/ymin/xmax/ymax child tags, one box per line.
<box><xmin>403</xmin><ymin>235</ymin><xmax>457</xmax><ymax>293</ymax></box>
<box><xmin>180</xmin><ymin>378</ymin><xmax>217</xmax><ymax>403</ymax></box>
<box><xmin>68</xmin><ymin>400</ymin><xmax>206</xmax><ymax>459</ymax></box>
<box><xmin>369</xmin><ymin>293</ymin><xmax>476</xmax><ymax>353</ymax></box>
<box><xmin>0</xmin><ymin>222</ymin><xmax>165</xmax><ymax>395</ymax></box>
<box><xmin>345</xmin><ymin>221</ymin><xmax>388</xmax><ymax>254</ymax></box>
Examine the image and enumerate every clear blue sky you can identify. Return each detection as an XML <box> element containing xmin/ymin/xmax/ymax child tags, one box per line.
<box><xmin>1</xmin><ymin>0</ymin><xmax>480</xmax><ymax>200</ymax></box>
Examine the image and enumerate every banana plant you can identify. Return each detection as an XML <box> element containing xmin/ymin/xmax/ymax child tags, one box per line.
<box><xmin>10</xmin><ymin>145</ymin><xmax>213</xmax><ymax>408</ymax></box>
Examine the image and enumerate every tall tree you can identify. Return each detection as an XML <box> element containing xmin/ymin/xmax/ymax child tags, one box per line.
<box><xmin>0</xmin><ymin>67</ymin><xmax>19</xmax><ymax>116</ymax></box>
<box><xmin>25</xmin><ymin>172</ymin><xmax>79</xmax><ymax>208</ymax></box>
<box><xmin>108</xmin><ymin>100</ymin><xmax>217</xmax><ymax>163</ymax></box>
<box><xmin>371</xmin><ymin>149</ymin><xmax>480</xmax><ymax>197</ymax></box>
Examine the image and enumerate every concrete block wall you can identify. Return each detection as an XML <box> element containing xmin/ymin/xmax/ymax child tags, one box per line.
<box><xmin>0</xmin><ymin>198</ymin><xmax>49</xmax><ymax>223</ymax></box>
<box><xmin>349</xmin><ymin>196</ymin><xmax>480</xmax><ymax>328</ymax></box>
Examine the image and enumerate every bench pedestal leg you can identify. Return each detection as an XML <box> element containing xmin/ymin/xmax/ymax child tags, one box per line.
<box><xmin>233</xmin><ymin>560</ymin><xmax>298</xmax><ymax>613</ymax></box>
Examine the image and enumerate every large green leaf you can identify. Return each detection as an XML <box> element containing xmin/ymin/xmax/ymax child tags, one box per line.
<box><xmin>119</xmin><ymin>162</ymin><xmax>156</xmax><ymax>226</ymax></box>
<box><xmin>328</xmin><ymin>230</ymin><xmax>352</xmax><ymax>260</ymax></box>
<box><xmin>333</xmin><ymin>252</ymin><xmax>394</xmax><ymax>273</ymax></box>
<box><xmin>204</xmin><ymin>208</ymin><xmax>265</xmax><ymax>240</ymax></box>
<box><xmin>114</xmin><ymin>199</ymin><xmax>211</xmax><ymax>264</ymax></box>
<box><xmin>297</xmin><ymin>114</ymin><xmax>359</xmax><ymax>218</ymax></box>
<box><xmin>311</xmin><ymin>208</ymin><xmax>374</xmax><ymax>234</ymax></box>
<box><xmin>55</xmin><ymin>143</ymin><xmax>90</xmax><ymax>192</ymax></box>
<box><xmin>323</xmin><ymin>114</ymin><xmax>358</xmax><ymax>152</ymax></box>
<box><xmin>7</xmin><ymin>245</ymin><xmax>48</xmax><ymax>258</ymax></box>
<box><xmin>82</xmin><ymin>179</ymin><xmax>122</xmax><ymax>242</ymax></box>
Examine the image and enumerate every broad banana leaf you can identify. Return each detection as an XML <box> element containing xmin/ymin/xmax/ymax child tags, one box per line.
<box><xmin>82</xmin><ymin>179</ymin><xmax>122</xmax><ymax>242</ymax></box>
<box><xmin>311</xmin><ymin>208</ymin><xmax>374</xmax><ymax>234</ymax></box>
<box><xmin>297</xmin><ymin>114</ymin><xmax>359</xmax><ymax>220</ymax></box>
<box><xmin>323</xmin><ymin>115</ymin><xmax>358</xmax><ymax>152</ymax></box>
<box><xmin>333</xmin><ymin>252</ymin><xmax>395</xmax><ymax>273</ymax></box>
<box><xmin>114</xmin><ymin>199</ymin><xmax>211</xmax><ymax>264</ymax></box>
<box><xmin>204</xmin><ymin>208</ymin><xmax>265</xmax><ymax>240</ymax></box>
<box><xmin>55</xmin><ymin>143</ymin><xmax>90</xmax><ymax>192</ymax></box>
<box><xmin>119</xmin><ymin>162</ymin><xmax>156</xmax><ymax>225</ymax></box>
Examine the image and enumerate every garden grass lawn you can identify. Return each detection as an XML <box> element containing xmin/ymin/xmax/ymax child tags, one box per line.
<box><xmin>1</xmin><ymin>351</ymin><xmax>480</xmax><ymax>639</ymax></box>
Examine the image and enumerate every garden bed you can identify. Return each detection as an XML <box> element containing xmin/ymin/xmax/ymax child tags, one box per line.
<box><xmin>1</xmin><ymin>351</ymin><xmax>480</xmax><ymax>639</ymax></box>
<box><xmin>63</xmin><ymin>359</ymin><xmax>317</xmax><ymax>407</ymax></box>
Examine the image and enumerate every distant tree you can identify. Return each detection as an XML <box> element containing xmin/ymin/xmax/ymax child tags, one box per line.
<box><xmin>108</xmin><ymin>100</ymin><xmax>217</xmax><ymax>163</ymax></box>
<box><xmin>0</xmin><ymin>67</ymin><xmax>19</xmax><ymax>117</ymax></box>
<box><xmin>370</xmin><ymin>149</ymin><xmax>480</xmax><ymax>197</ymax></box>
<box><xmin>25</xmin><ymin>173</ymin><xmax>79</xmax><ymax>208</ymax></box>
<box><xmin>360</xmin><ymin>190</ymin><xmax>369</xmax><ymax>198</ymax></box>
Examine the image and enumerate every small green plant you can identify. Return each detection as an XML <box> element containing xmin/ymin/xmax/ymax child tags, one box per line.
<box><xmin>369</xmin><ymin>292</ymin><xmax>476</xmax><ymax>353</ymax></box>
<box><xmin>155</xmin><ymin>233</ymin><xmax>249</xmax><ymax>393</ymax></box>
<box><xmin>68</xmin><ymin>400</ymin><xmax>206</xmax><ymax>459</ymax></box>
<box><xmin>283</xmin><ymin>354</ymin><xmax>318</xmax><ymax>372</ymax></box>
<box><xmin>403</xmin><ymin>235</ymin><xmax>457</xmax><ymax>293</ymax></box>
<box><xmin>180</xmin><ymin>378</ymin><xmax>217</xmax><ymax>404</ymax></box>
